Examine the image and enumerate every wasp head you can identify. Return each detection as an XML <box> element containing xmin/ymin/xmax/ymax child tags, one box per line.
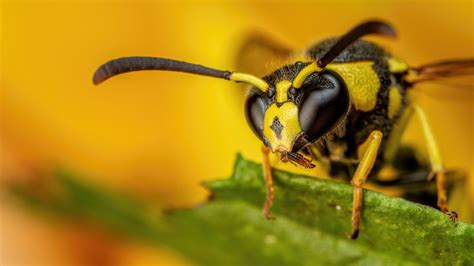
<box><xmin>244</xmin><ymin>62</ymin><xmax>350</xmax><ymax>168</ymax></box>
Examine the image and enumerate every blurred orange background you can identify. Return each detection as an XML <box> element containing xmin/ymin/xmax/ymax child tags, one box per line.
<box><xmin>1</xmin><ymin>0</ymin><xmax>473</xmax><ymax>265</ymax></box>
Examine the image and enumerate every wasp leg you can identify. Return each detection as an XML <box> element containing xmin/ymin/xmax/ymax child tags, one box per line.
<box><xmin>413</xmin><ymin>105</ymin><xmax>458</xmax><ymax>221</ymax></box>
<box><xmin>372</xmin><ymin>168</ymin><xmax>465</xmax><ymax>209</ymax></box>
<box><xmin>384</xmin><ymin>105</ymin><xmax>415</xmax><ymax>163</ymax></box>
<box><xmin>262</xmin><ymin>146</ymin><xmax>275</xmax><ymax>220</ymax></box>
<box><xmin>349</xmin><ymin>130</ymin><xmax>383</xmax><ymax>239</ymax></box>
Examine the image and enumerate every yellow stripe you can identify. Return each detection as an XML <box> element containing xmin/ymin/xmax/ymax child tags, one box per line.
<box><xmin>388</xmin><ymin>86</ymin><xmax>402</xmax><ymax>119</ymax></box>
<box><xmin>388</xmin><ymin>57</ymin><xmax>408</xmax><ymax>73</ymax></box>
<box><xmin>326</xmin><ymin>61</ymin><xmax>380</xmax><ymax>112</ymax></box>
<box><xmin>275</xmin><ymin>80</ymin><xmax>292</xmax><ymax>103</ymax></box>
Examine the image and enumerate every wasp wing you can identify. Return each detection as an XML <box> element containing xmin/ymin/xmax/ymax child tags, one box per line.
<box><xmin>408</xmin><ymin>58</ymin><xmax>474</xmax><ymax>85</ymax></box>
<box><xmin>235</xmin><ymin>31</ymin><xmax>293</xmax><ymax>77</ymax></box>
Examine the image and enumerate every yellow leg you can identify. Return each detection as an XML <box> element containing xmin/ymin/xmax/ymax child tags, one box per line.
<box><xmin>262</xmin><ymin>146</ymin><xmax>275</xmax><ymax>220</ymax></box>
<box><xmin>384</xmin><ymin>105</ymin><xmax>414</xmax><ymax>163</ymax></box>
<box><xmin>413</xmin><ymin>105</ymin><xmax>457</xmax><ymax>221</ymax></box>
<box><xmin>349</xmin><ymin>130</ymin><xmax>383</xmax><ymax>239</ymax></box>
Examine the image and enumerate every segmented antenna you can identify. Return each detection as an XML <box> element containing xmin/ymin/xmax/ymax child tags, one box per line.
<box><xmin>92</xmin><ymin>56</ymin><xmax>269</xmax><ymax>92</ymax></box>
<box><xmin>92</xmin><ymin>57</ymin><xmax>231</xmax><ymax>85</ymax></box>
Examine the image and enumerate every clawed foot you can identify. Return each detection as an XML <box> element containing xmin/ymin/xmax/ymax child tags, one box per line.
<box><xmin>430</xmin><ymin>170</ymin><xmax>457</xmax><ymax>223</ymax></box>
<box><xmin>444</xmin><ymin>211</ymin><xmax>458</xmax><ymax>222</ymax></box>
<box><xmin>346</xmin><ymin>228</ymin><xmax>359</xmax><ymax>240</ymax></box>
<box><xmin>263</xmin><ymin>208</ymin><xmax>276</xmax><ymax>220</ymax></box>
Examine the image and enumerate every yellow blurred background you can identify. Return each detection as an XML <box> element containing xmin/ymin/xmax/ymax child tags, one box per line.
<box><xmin>1</xmin><ymin>0</ymin><xmax>473</xmax><ymax>265</ymax></box>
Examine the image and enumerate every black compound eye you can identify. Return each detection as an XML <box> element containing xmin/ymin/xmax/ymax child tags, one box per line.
<box><xmin>298</xmin><ymin>71</ymin><xmax>350</xmax><ymax>142</ymax></box>
<box><xmin>245</xmin><ymin>92</ymin><xmax>266</xmax><ymax>139</ymax></box>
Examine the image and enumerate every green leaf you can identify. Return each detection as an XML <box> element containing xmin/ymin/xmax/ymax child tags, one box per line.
<box><xmin>8</xmin><ymin>154</ymin><xmax>474</xmax><ymax>265</ymax></box>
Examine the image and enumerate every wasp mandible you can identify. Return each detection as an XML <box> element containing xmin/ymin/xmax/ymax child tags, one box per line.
<box><xmin>93</xmin><ymin>20</ymin><xmax>473</xmax><ymax>239</ymax></box>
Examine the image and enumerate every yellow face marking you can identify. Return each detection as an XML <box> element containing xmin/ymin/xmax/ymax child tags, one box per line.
<box><xmin>275</xmin><ymin>80</ymin><xmax>292</xmax><ymax>103</ymax></box>
<box><xmin>326</xmin><ymin>61</ymin><xmax>380</xmax><ymax>112</ymax></box>
<box><xmin>292</xmin><ymin>62</ymin><xmax>322</xmax><ymax>88</ymax></box>
<box><xmin>230</xmin><ymin>72</ymin><xmax>269</xmax><ymax>92</ymax></box>
<box><xmin>263</xmin><ymin>102</ymin><xmax>302</xmax><ymax>153</ymax></box>
<box><xmin>388</xmin><ymin>57</ymin><xmax>408</xmax><ymax>73</ymax></box>
<box><xmin>388</xmin><ymin>86</ymin><xmax>402</xmax><ymax>119</ymax></box>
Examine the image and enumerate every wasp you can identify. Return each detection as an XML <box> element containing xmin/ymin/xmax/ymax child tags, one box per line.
<box><xmin>93</xmin><ymin>20</ymin><xmax>473</xmax><ymax>239</ymax></box>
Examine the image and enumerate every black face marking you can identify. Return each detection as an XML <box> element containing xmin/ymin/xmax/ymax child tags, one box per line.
<box><xmin>270</xmin><ymin>117</ymin><xmax>284</xmax><ymax>139</ymax></box>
